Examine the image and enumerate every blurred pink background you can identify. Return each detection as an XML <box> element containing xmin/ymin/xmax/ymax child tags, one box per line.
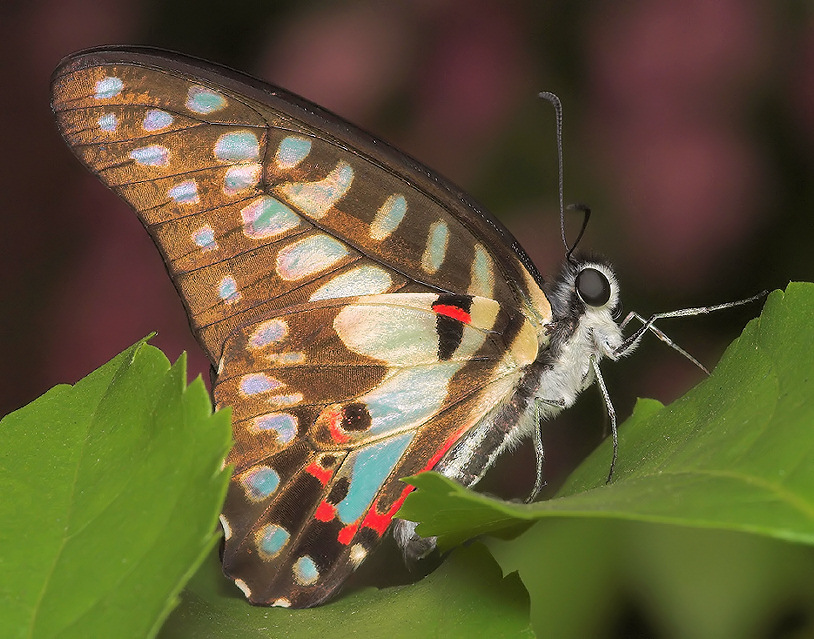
<box><xmin>2</xmin><ymin>0</ymin><xmax>812</xmax><ymax>487</ymax></box>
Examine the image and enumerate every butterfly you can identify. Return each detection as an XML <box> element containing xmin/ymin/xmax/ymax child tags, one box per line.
<box><xmin>50</xmin><ymin>46</ymin><xmax>761</xmax><ymax>608</ymax></box>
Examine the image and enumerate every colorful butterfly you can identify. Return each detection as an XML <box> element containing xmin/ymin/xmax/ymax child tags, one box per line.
<box><xmin>50</xmin><ymin>47</ymin><xmax>760</xmax><ymax>608</ymax></box>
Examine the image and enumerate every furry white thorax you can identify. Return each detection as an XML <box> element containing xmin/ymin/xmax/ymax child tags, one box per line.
<box><xmin>538</xmin><ymin>260</ymin><xmax>627</xmax><ymax>410</ymax></box>
<box><xmin>445</xmin><ymin>311</ymin><xmax>621</xmax><ymax>481</ymax></box>
<box><xmin>441</xmin><ymin>261</ymin><xmax>628</xmax><ymax>483</ymax></box>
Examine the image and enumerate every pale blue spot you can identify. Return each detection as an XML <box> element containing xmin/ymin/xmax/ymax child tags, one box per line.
<box><xmin>273</xmin><ymin>352</ymin><xmax>305</xmax><ymax>364</ymax></box>
<box><xmin>421</xmin><ymin>220</ymin><xmax>449</xmax><ymax>273</ymax></box>
<box><xmin>266</xmin><ymin>392</ymin><xmax>303</xmax><ymax>407</ymax></box>
<box><xmin>275</xmin><ymin>136</ymin><xmax>312</xmax><ymax>168</ymax></box>
<box><xmin>276</xmin><ymin>234</ymin><xmax>349</xmax><ymax>281</ymax></box>
<box><xmin>142</xmin><ymin>109</ymin><xmax>174</xmax><ymax>131</ymax></box>
<box><xmin>280</xmin><ymin>162</ymin><xmax>354</xmax><ymax>219</ymax></box>
<box><xmin>293</xmin><ymin>555</ymin><xmax>319</xmax><ymax>585</ymax></box>
<box><xmin>469</xmin><ymin>244</ymin><xmax>493</xmax><ymax>296</ymax></box>
<box><xmin>186</xmin><ymin>85</ymin><xmax>227</xmax><ymax>114</ymax></box>
<box><xmin>97</xmin><ymin>113</ymin><xmax>118</xmax><ymax>132</ymax></box>
<box><xmin>240</xmin><ymin>373</ymin><xmax>282</xmax><ymax>396</ymax></box>
<box><xmin>253</xmin><ymin>413</ymin><xmax>297</xmax><ymax>443</ymax></box>
<box><xmin>309</xmin><ymin>266</ymin><xmax>392</xmax><ymax>301</ymax></box>
<box><xmin>167</xmin><ymin>180</ymin><xmax>199</xmax><ymax>204</ymax></box>
<box><xmin>242</xmin><ymin>196</ymin><xmax>301</xmax><ymax>239</ymax></box>
<box><xmin>242</xmin><ymin>466</ymin><xmax>280</xmax><ymax>500</ymax></box>
<box><xmin>370</xmin><ymin>194</ymin><xmax>407</xmax><ymax>241</ymax></box>
<box><xmin>224</xmin><ymin>164</ymin><xmax>261</xmax><ymax>194</ymax></box>
<box><xmin>192</xmin><ymin>225</ymin><xmax>217</xmax><ymax>251</ymax></box>
<box><xmin>248</xmin><ymin>319</ymin><xmax>288</xmax><ymax>348</ymax></box>
<box><xmin>363</xmin><ymin>366</ymin><xmax>459</xmax><ymax>436</ymax></box>
<box><xmin>94</xmin><ymin>76</ymin><xmax>123</xmax><ymax>99</ymax></box>
<box><xmin>214</xmin><ymin>131</ymin><xmax>260</xmax><ymax>162</ymax></box>
<box><xmin>335</xmin><ymin>433</ymin><xmax>413</xmax><ymax>524</ymax></box>
<box><xmin>129</xmin><ymin>145</ymin><xmax>169</xmax><ymax>167</ymax></box>
<box><xmin>218</xmin><ymin>275</ymin><xmax>240</xmax><ymax>303</ymax></box>
<box><xmin>257</xmin><ymin>524</ymin><xmax>289</xmax><ymax>559</ymax></box>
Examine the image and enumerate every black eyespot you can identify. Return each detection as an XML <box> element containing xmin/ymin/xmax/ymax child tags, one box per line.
<box><xmin>576</xmin><ymin>267</ymin><xmax>611</xmax><ymax>307</ymax></box>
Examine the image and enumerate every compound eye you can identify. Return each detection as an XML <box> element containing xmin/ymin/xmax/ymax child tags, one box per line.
<box><xmin>576</xmin><ymin>267</ymin><xmax>611</xmax><ymax>307</ymax></box>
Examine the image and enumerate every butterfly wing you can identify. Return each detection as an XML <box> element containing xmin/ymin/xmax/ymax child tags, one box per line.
<box><xmin>51</xmin><ymin>47</ymin><xmax>551</xmax><ymax>361</ymax></box>
<box><xmin>50</xmin><ymin>47</ymin><xmax>552</xmax><ymax>607</ymax></box>
<box><xmin>216</xmin><ymin>293</ymin><xmax>538</xmax><ymax>606</ymax></box>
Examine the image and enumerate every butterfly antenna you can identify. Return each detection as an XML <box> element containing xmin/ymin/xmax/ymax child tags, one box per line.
<box><xmin>565</xmin><ymin>203</ymin><xmax>591</xmax><ymax>261</ymax></box>
<box><xmin>540</xmin><ymin>92</ymin><xmax>592</xmax><ymax>263</ymax></box>
<box><xmin>539</xmin><ymin>91</ymin><xmax>567</xmax><ymax>254</ymax></box>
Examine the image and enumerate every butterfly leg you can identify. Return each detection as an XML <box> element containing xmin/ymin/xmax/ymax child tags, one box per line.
<box><xmin>620</xmin><ymin>311</ymin><xmax>709</xmax><ymax>374</ymax></box>
<box><xmin>590</xmin><ymin>357</ymin><xmax>618</xmax><ymax>484</ymax></box>
<box><xmin>615</xmin><ymin>292</ymin><xmax>767</xmax><ymax>370</ymax></box>
<box><xmin>525</xmin><ymin>396</ymin><xmax>585</xmax><ymax>501</ymax></box>
<box><xmin>525</xmin><ymin>402</ymin><xmax>546</xmax><ymax>503</ymax></box>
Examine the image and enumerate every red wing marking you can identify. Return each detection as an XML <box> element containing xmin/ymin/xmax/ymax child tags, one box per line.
<box><xmin>305</xmin><ymin>462</ymin><xmax>333</xmax><ymax>486</ymax></box>
<box><xmin>337</xmin><ymin>523</ymin><xmax>358</xmax><ymax>545</ymax></box>
<box><xmin>315</xmin><ymin>501</ymin><xmax>336</xmax><ymax>522</ymax></box>
<box><xmin>361</xmin><ymin>496</ymin><xmax>404</xmax><ymax>536</ymax></box>
<box><xmin>324</xmin><ymin>406</ymin><xmax>350</xmax><ymax>444</ymax></box>
<box><xmin>432</xmin><ymin>304</ymin><xmax>472</xmax><ymax>324</ymax></box>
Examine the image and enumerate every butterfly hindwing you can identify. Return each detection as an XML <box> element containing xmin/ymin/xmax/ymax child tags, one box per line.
<box><xmin>215</xmin><ymin>293</ymin><xmax>539</xmax><ymax>606</ymax></box>
<box><xmin>50</xmin><ymin>47</ymin><xmax>553</xmax><ymax>607</ymax></box>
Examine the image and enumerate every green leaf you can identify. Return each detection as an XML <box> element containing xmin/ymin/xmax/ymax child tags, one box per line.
<box><xmin>160</xmin><ymin>543</ymin><xmax>533</xmax><ymax>638</ymax></box>
<box><xmin>399</xmin><ymin>282</ymin><xmax>814</xmax><ymax>546</ymax></box>
<box><xmin>0</xmin><ymin>338</ymin><xmax>232</xmax><ymax>639</ymax></box>
<box><xmin>486</xmin><ymin>519</ymin><xmax>814</xmax><ymax>639</ymax></box>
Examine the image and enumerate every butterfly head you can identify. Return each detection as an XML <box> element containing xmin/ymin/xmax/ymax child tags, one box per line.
<box><xmin>546</xmin><ymin>255</ymin><xmax>625</xmax><ymax>362</ymax></box>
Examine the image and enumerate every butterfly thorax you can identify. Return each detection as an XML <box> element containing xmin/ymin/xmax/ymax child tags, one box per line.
<box><xmin>537</xmin><ymin>256</ymin><xmax>623</xmax><ymax>394</ymax></box>
<box><xmin>430</xmin><ymin>257</ymin><xmax>622</xmax><ymax>485</ymax></box>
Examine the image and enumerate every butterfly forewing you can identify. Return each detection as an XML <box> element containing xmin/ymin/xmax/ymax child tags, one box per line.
<box><xmin>51</xmin><ymin>50</ymin><xmax>550</xmax><ymax>358</ymax></box>
<box><xmin>50</xmin><ymin>47</ymin><xmax>551</xmax><ymax>607</ymax></box>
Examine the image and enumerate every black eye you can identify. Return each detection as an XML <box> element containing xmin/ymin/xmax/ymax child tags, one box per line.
<box><xmin>576</xmin><ymin>267</ymin><xmax>611</xmax><ymax>307</ymax></box>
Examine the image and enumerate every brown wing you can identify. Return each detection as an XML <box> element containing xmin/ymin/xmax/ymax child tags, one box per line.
<box><xmin>50</xmin><ymin>47</ymin><xmax>551</xmax><ymax>364</ymax></box>
<box><xmin>214</xmin><ymin>293</ymin><xmax>538</xmax><ymax>607</ymax></box>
